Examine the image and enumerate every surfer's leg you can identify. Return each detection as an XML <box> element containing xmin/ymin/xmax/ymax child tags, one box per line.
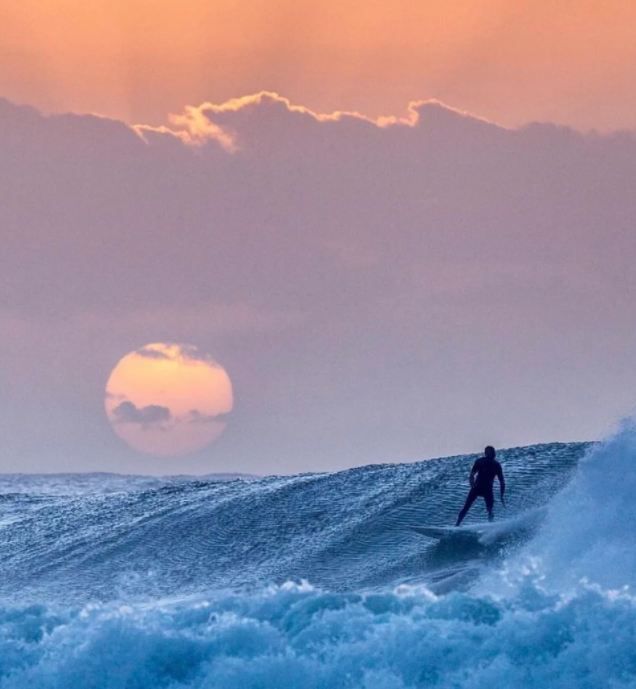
<box><xmin>484</xmin><ymin>490</ymin><xmax>494</xmax><ymax>521</ymax></box>
<box><xmin>456</xmin><ymin>488</ymin><xmax>478</xmax><ymax>526</ymax></box>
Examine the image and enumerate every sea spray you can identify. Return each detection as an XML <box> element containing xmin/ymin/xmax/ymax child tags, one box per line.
<box><xmin>500</xmin><ymin>422</ymin><xmax>636</xmax><ymax>594</ymax></box>
<box><xmin>0</xmin><ymin>583</ymin><xmax>634</xmax><ymax>688</ymax></box>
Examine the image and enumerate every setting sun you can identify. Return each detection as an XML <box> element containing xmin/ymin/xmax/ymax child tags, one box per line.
<box><xmin>104</xmin><ymin>343</ymin><xmax>233</xmax><ymax>456</ymax></box>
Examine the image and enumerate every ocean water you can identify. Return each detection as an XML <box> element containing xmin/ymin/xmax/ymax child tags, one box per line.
<box><xmin>1</xmin><ymin>429</ymin><xmax>635</xmax><ymax>688</ymax></box>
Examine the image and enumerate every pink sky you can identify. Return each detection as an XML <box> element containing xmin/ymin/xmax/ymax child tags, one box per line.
<box><xmin>2</xmin><ymin>2</ymin><xmax>636</xmax><ymax>473</ymax></box>
<box><xmin>1</xmin><ymin>91</ymin><xmax>635</xmax><ymax>473</ymax></box>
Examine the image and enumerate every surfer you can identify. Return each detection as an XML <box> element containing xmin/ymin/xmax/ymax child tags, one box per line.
<box><xmin>455</xmin><ymin>446</ymin><xmax>505</xmax><ymax>526</ymax></box>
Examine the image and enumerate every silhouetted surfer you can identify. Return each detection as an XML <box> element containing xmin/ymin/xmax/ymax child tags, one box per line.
<box><xmin>456</xmin><ymin>446</ymin><xmax>505</xmax><ymax>526</ymax></box>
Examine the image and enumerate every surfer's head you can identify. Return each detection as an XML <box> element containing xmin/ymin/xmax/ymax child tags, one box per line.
<box><xmin>484</xmin><ymin>446</ymin><xmax>496</xmax><ymax>459</ymax></box>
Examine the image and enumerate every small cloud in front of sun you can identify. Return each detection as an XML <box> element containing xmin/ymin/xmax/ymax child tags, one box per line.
<box><xmin>111</xmin><ymin>400</ymin><xmax>172</xmax><ymax>429</ymax></box>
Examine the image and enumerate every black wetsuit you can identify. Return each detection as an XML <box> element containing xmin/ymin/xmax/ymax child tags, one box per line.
<box><xmin>456</xmin><ymin>457</ymin><xmax>505</xmax><ymax>525</ymax></box>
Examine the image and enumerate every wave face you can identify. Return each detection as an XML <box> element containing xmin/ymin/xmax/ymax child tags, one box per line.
<box><xmin>1</xmin><ymin>435</ymin><xmax>635</xmax><ymax>688</ymax></box>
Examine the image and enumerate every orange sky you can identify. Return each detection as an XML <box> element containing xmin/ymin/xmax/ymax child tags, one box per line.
<box><xmin>1</xmin><ymin>0</ymin><xmax>635</xmax><ymax>130</ymax></box>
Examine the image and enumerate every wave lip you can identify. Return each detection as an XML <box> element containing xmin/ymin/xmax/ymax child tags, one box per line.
<box><xmin>504</xmin><ymin>422</ymin><xmax>636</xmax><ymax>594</ymax></box>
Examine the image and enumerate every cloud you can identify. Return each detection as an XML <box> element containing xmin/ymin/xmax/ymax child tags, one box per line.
<box><xmin>138</xmin><ymin>92</ymin><xmax>381</xmax><ymax>150</ymax></box>
<box><xmin>136</xmin><ymin>346</ymin><xmax>170</xmax><ymax>360</ymax></box>
<box><xmin>178</xmin><ymin>344</ymin><xmax>224</xmax><ymax>367</ymax></box>
<box><xmin>137</xmin><ymin>91</ymin><xmax>494</xmax><ymax>154</ymax></box>
<box><xmin>7</xmin><ymin>90</ymin><xmax>635</xmax><ymax>326</ymax></box>
<box><xmin>111</xmin><ymin>401</ymin><xmax>172</xmax><ymax>428</ymax></box>
<box><xmin>187</xmin><ymin>410</ymin><xmax>229</xmax><ymax>424</ymax></box>
<box><xmin>2</xmin><ymin>92</ymin><xmax>636</xmax><ymax>472</ymax></box>
<box><xmin>134</xmin><ymin>343</ymin><xmax>227</xmax><ymax>368</ymax></box>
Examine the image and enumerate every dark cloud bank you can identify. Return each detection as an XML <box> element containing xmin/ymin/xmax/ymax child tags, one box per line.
<box><xmin>1</xmin><ymin>94</ymin><xmax>635</xmax><ymax>473</ymax></box>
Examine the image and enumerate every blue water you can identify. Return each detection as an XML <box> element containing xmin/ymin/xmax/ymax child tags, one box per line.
<box><xmin>1</xmin><ymin>429</ymin><xmax>635</xmax><ymax>688</ymax></box>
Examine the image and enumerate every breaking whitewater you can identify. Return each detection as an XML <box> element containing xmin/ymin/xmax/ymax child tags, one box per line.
<box><xmin>1</xmin><ymin>425</ymin><xmax>636</xmax><ymax>688</ymax></box>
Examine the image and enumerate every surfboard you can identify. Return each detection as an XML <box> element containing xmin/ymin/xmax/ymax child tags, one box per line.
<box><xmin>410</xmin><ymin>525</ymin><xmax>484</xmax><ymax>540</ymax></box>
<box><xmin>411</xmin><ymin>511</ymin><xmax>545</xmax><ymax>544</ymax></box>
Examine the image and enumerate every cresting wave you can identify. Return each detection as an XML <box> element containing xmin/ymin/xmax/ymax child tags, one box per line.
<box><xmin>0</xmin><ymin>443</ymin><xmax>584</xmax><ymax>600</ymax></box>
<box><xmin>0</xmin><ymin>430</ymin><xmax>635</xmax><ymax>688</ymax></box>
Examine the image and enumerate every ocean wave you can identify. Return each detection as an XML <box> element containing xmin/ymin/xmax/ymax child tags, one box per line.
<box><xmin>3</xmin><ymin>432</ymin><xmax>636</xmax><ymax>688</ymax></box>
<box><xmin>0</xmin><ymin>443</ymin><xmax>585</xmax><ymax>600</ymax></box>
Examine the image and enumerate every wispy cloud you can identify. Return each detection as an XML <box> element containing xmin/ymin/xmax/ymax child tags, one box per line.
<box><xmin>111</xmin><ymin>401</ymin><xmax>172</xmax><ymax>429</ymax></box>
<box><xmin>187</xmin><ymin>409</ymin><xmax>229</xmax><ymax>425</ymax></box>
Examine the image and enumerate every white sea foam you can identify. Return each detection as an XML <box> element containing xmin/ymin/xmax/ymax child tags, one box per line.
<box><xmin>0</xmin><ymin>583</ymin><xmax>634</xmax><ymax>689</ymax></box>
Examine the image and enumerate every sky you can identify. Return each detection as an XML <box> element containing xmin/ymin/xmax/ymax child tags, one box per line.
<box><xmin>1</xmin><ymin>2</ymin><xmax>635</xmax><ymax>475</ymax></box>
<box><xmin>2</xmin><ymin>0</ymin><xmax>636</xmax><ymax>131</ymax></box>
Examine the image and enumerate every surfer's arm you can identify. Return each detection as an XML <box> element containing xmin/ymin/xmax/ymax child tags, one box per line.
<box><xmin>497</xmin><ymin>466</ymin><xmax>506</xmax><ymax>502</ymax></box>
<box><xmin>469</xmin><ymin>462</ymin><xmax>478</xmax><ymax>488</ymax></box>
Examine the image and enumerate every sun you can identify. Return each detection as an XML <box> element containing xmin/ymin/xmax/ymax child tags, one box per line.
<box><xmin>105</xmin><ymin>343</ymin><xmax>233</xmax><ymax>456</ymax></box>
